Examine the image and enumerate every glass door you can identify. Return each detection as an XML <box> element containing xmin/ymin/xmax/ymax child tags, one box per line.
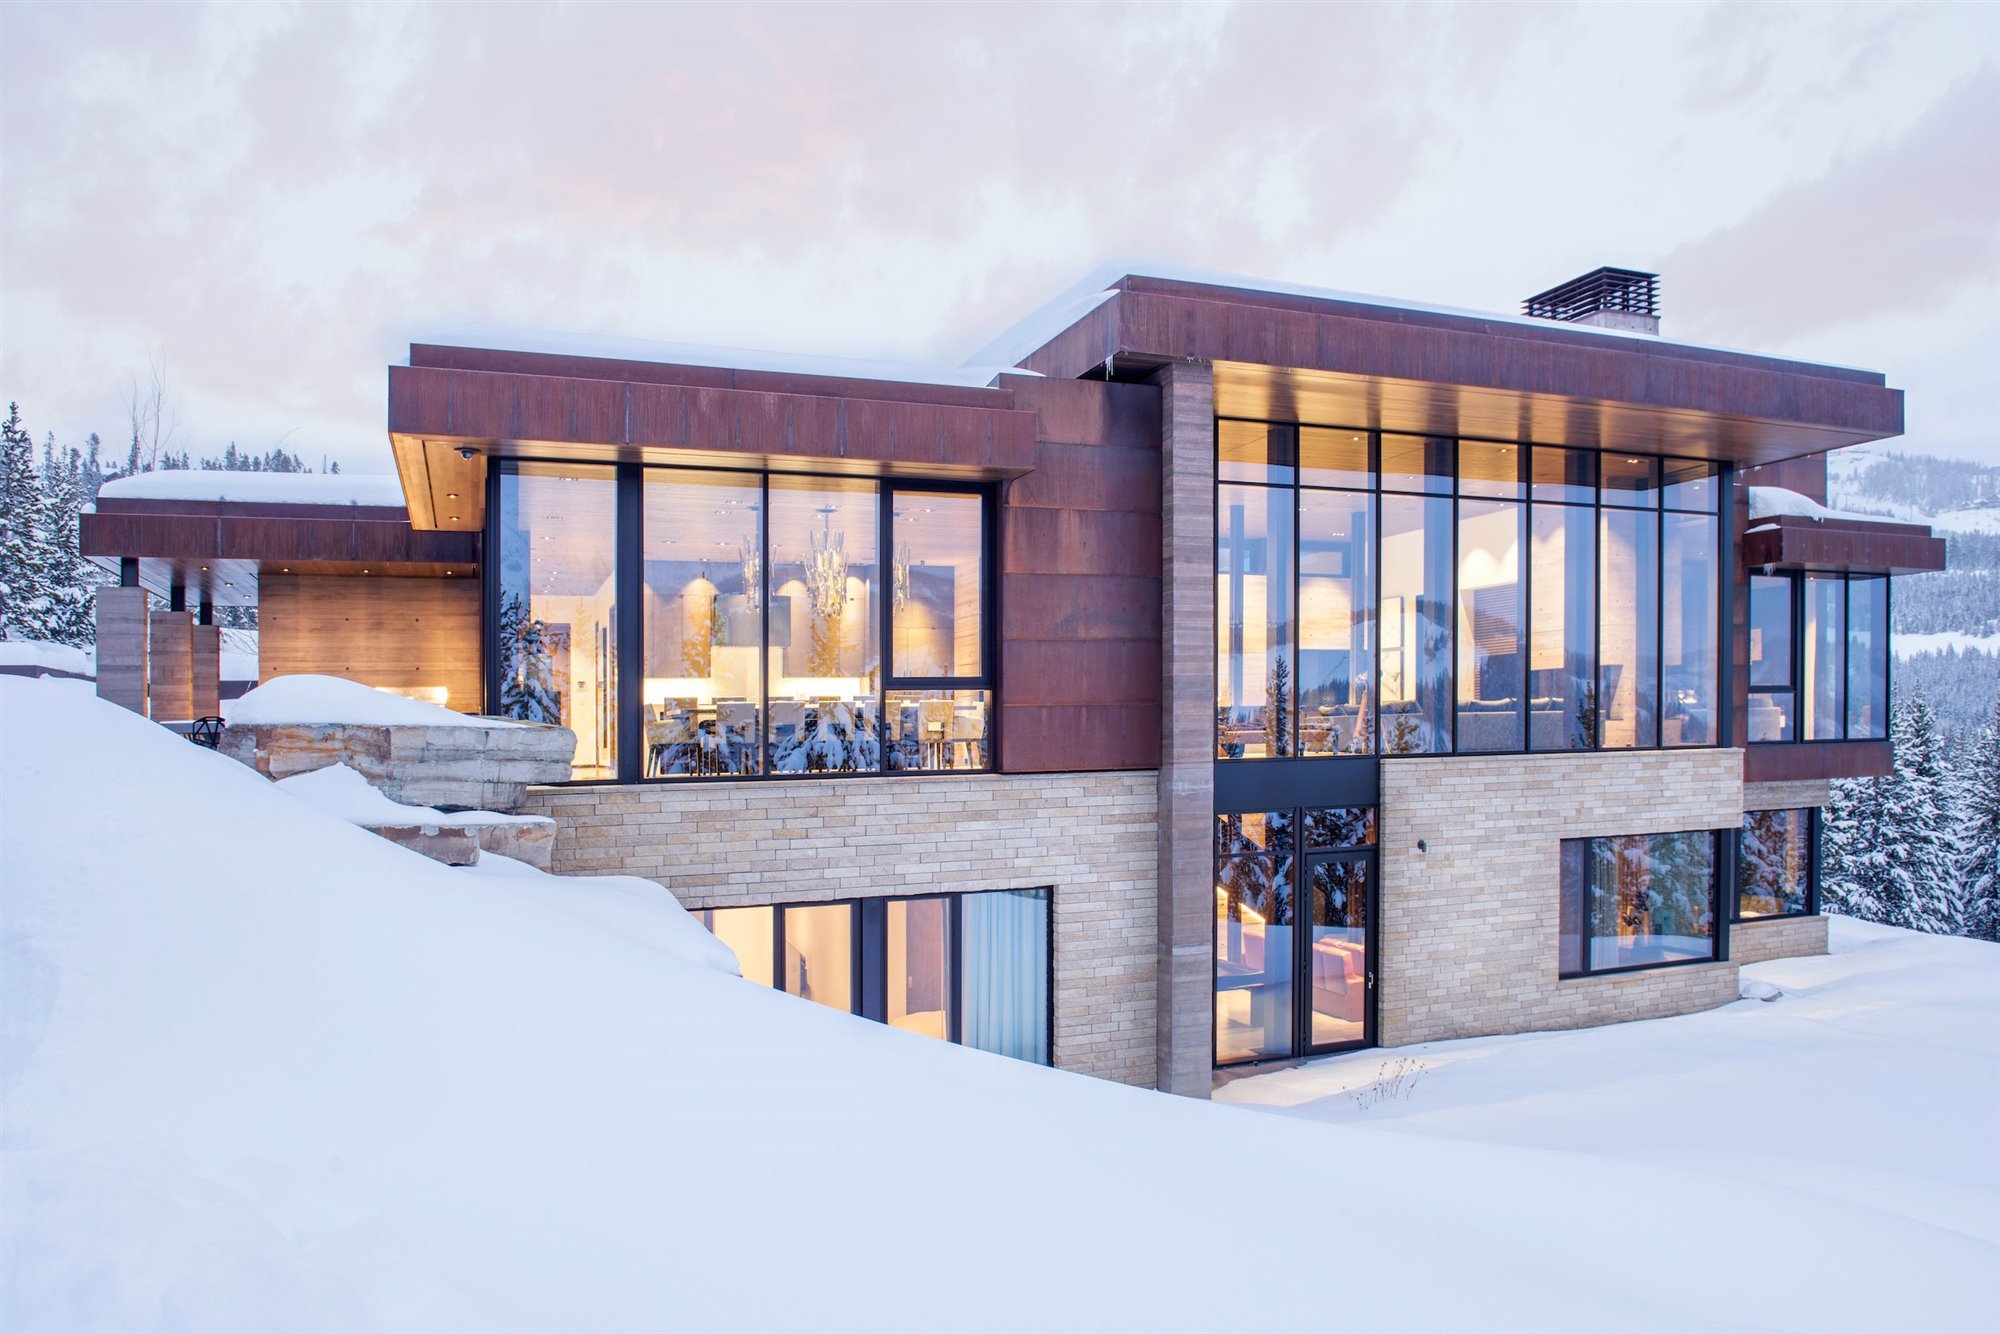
<box><xmin>1303</xmin><ymin>851</ymin><xmax>1375</xmax><ymax>1053</ymax></box>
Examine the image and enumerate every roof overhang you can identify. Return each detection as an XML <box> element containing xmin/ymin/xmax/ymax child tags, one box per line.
<box><xmin>1017</xmin><ymin>277</ymin><xmax>1905</xmax><ymax>466</ymax></box>
<box><xmin>1741</xmin><ymin>514</ymin><xmax>1947</xmax><ymax>576</ymax></box>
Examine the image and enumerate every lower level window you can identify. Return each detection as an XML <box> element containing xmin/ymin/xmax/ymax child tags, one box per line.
<box><xmin>693</xmin><ymin>887</ymin><xmax>1051</xmax><ymax>1064</ymax></box>
<box><xmin>1558</xmin><ymin>830</ymin><xmax>1719</xmax><ymax>976</ymax></box>
<box><xmin>1738</xmin><ymin>808</ymin><xmax>1816</xmax><ymax>918</ymax></box>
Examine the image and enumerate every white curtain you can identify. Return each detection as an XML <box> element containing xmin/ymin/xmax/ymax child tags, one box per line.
<box><xmin>960</xmin><ymin>889</ymin><xmax>1050</xmax><ymax>1064</ymax></box>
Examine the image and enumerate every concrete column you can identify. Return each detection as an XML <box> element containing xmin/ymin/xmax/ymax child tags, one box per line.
<box><xmin>150</xmin><ymin>610</ymin><xmax>194</xmax><ymax>722</ymax></box>
<box><xmin>94</xmin><ymin>586</ymin><xmax>150</xmax><ymax>715</ymax></box>
<box><xmin>191</xmin><ymin>622</ymin><xmax>222</xmax><ymax>717</ymax></box>
<box><xmin>1154</xmin><ymin>361</ymin><xmax>1216</xmax><ymax>1097</ymax></box>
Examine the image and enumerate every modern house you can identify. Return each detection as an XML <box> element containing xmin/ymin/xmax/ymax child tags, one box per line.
<box><xmin>83</xmin><ymin>264</ymin><xmax>1948</xmax><ymax>1095</ymax></box>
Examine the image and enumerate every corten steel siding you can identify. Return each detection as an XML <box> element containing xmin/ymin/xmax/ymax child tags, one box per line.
<box><xmin>996</xmin><ymin>376</ymin><xmax>1164</xmax><ymax>774</ymax></box>
<box><xmin>80</xmin><ymin>503</ymin><xmax>478</xmax><ymax>567</ymax></box>
<box><xmin>1745</xmin><ymin>739</ymin><xmax>1893</xmax><ymax>783</ymax></box>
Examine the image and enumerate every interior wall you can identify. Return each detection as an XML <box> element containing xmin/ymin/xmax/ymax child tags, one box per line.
<box><xmin>259</xmin><ymin>574</ymin><xmax>481</xmax><ymax>711</ymax></box>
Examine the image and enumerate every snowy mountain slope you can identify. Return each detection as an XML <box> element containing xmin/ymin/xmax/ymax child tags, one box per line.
<box><xmin>2</xmin><ymin>678</ymin><xmax>1993</xmax><ymax>1331</ymax></box>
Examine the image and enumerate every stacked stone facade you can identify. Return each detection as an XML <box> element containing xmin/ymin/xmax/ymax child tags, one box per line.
<box><xmin>1378</xmin><ymin>749</ymin><xmax>1747</xmax><ymax>1046</ymax></box>
<box><xmin>1731</xmin><ymin>914</ymin><xmax>1830</xmax><ymax>964</ymax></box>
<box><xmin>521</xmin><ymin>772</ymin><xmax>1160</xmax><ymax>1087</ymax></box>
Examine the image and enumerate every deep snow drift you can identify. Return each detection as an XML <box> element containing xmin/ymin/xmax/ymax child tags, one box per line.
<box><xmin>2</xmin><ymin>678</ymin><xmax>1993</xmax><ymax>1331</ymax></box>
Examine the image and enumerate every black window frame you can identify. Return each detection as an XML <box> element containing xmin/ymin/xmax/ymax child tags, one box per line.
<box><xmin>1732</xmin><ymin>807</ymin><xmax>1822</xmax><ymax>922</ymax></box>
<box><xmin>487</xmin><ymin>459</ymin><xmax>998</xmax><ymax>786</ymax></box>
<box><xmin>1557</xmin><ymin>828</ymin><xmax>1728</xmax><ymax>979</ymax></box>
<box><xmin>1744</xmin><ymin>569</ymin><xmax>1892</xmax><ymax>745</ymax></box>
<box><xmin>1213</xmin><ymin>420</ymin><xmax>1729</xmax><ymax>762</ymax></box>
<box><xmin>695</xmin><ymin>887</ymin><xmax>1053</xmax><ymax>1064</ymax></box>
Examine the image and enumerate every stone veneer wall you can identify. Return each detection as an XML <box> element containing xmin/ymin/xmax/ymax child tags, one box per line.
<box><xmin>519</xmin><ymin>772</ymin><xmax>1159</xmax><ymax>1087</ymax></box>
<box><xmin>1731</xmin><ymin>915</ymin><xmax>1830</xmax><ymax>964</ymax></box>
<box><xmin>1741</xmin><ymin>779</ymin><xmax>1832</xmax><ymax>812</ymax></box>
<box><xmin>1378</xmin><ymin>749</ymin><xmax>1747</xmax><ymax>1046</ymax></box>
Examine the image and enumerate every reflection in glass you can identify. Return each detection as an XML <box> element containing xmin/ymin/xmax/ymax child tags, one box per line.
<box><xmin>643</xmin><ymin>470</ymin><xmax>763</xmax><ymax>778</ymax></box>
<box><xmin>887</xmin><ymin>897</ymin><xmax>952</xmax><ymax>1040</ymax></box>
<box><xmin>891</xmin><ymin>492</ymin><xmax>982</xmax><ymax>679</ymax></box>
<box><xmin>1847</xmin><ymin>577</ymin><xmax>1888</xmax><ymax>740</ymax></box>
<box><xmin>1560</xmin><ymin>831</ymin><xmax>1717</xmax><ymax>973</ymax></box>
<box><xmin>1214</xmin><ymin>855</ymin><xmax>1293</xmax><ymax>1062</ymax></box>
<box><xmin>1803</xmin><ymin>575</ymin><xmax>1844</xmax><ymax>741</ymax></box>
<box><xmin>1299</xmin><ymin>490</ymin><xmax>1375</xmax><ymax>755</ymax></box>
<box><xmin>1216</xmin><ymin>483</ymin><xmax>1295</xmax><ymax>759</ymax></box>
<box><xmin>1309</xmin><ymin>859</ymin><xmax>1369</xmax><ymax>1047</ymax></box>
<box><xmin>1217</xmin><ymin>420</ymin><xmax>1298</xmax><ymax>485</ymax></box>
<box><xmin>962</xmin><ymin>888</ymin><xmax>1049</xmax><ymax>1064</ymax></box>
<box><xmin>1530</xmin><ymin>504</ymin><xmax>1595</xmax><ymax>750</ymax></box>
<box><xmin>768</xmin><ymin>477</ymin><xmax>881</xmax><ymax>773</ymax></box>
<box><xmin>886</xmin><ymin>688</ymin><xmax>989</xmax><ymax>771</ymax></box>
<box><xmin>1598</xmin><ymin>508</ymin><xmax>1659</xmax><ymax>748</ymax></box>
<box><xmin>1601</xmin><ymin>454</ymin><xmax>1659</xmax><ymax>508</ymax></box>
<box><xmin>496</xmin><ymin>464</ymin><xmax>620</xmax><ymax>780</ymax></box>
<box><xmin>1456</xmin><ymin>498</ymin><xmax>1525</xmax><ymax>752</ymax></box>
<box><xmin>1304</xmin><ymin>805</ymin><xmax>1376</xmax><ymax>849</ymax></box>
<box><xmin>1380</xmin><ymin>435</ymin><xmax>1453</xmax><ymax>494</ymax></box>
<box><xmin>783</xmin><ymin>904</ymin><xmax>854</xmax><ymax>1012</ymax></box>
<box><xmin>1299</xmin><ymin>427</ymin><xmax>1371</xmax><ymax>489</ymax></box>
<box><xmin>1740</xmin><ymin>809</ymin><xmax>1812</xmax><ymax>917</ymax></box>
<box><xmin>1662</xmin><ymin>512</ymin><xmax>1718</xmax><ymax>747</ymax></box>
<box><xmin>1216</xmin><ymin>810</ymin><xmax>1296</xmax><ymax>856</ymax></box>
<box><xmin>1662</xmin><ymin>459</ymin><xmax>1719</xmax><ymax>512</ymax></box>
<box><xmin>1458</xmin><ymin>441</ymin><xmax>1524</xmax><ymax>500</ymax></box>
<box><xmin>1379</xmin><ymin>494</ymin><xmax>1453</xmax><ymax>753</ymax></box>
<box><xmin>1531</xmin><ymin>447</ymin><xmax>1596</xmax><ymax>505</ymax></box>
<box><xmin>1749</xmin><ymin>574</ymin><xmax>1795</xmax><ymax>742</ymax></box>
<box><xmin>695</xmin><ymin>906</ymin><xmax>775</xmax><ymax>988</ymax></box>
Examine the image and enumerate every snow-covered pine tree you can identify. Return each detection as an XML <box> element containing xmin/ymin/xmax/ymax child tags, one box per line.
<box><xmin>498</xmin><ymin>591</ymin><xmax>563</xmax><ymax>724</ymax></box>
<box><xmin>1955</xmin><ymin>698</ymin><xmax>2000</xmax><ymax>942</ymax></box>
<box><xmin>1818</xmin><ymin>775</ymin><xmax>1879</xmax><ymax>919</ymax></box>
<box><xmin>1893</xmin><ymin>691</ymin><xmax>1962</xmax><ymax>935</ymax></box>
<box><xmin>37</xmin><ymin>437</ymin><xmax>103</xmax><ymax>647</ymax></box>
<box><xmin>0</xmin><ymin>403</ymin><xmax>55</xmax><ymax>642</ymax></box>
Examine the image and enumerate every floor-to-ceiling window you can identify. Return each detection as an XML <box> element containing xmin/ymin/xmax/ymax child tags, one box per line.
<box><xmin>1737</xmin><ymin>808</ymin><xmax>1817</xmax><ymax>918</ymax></box>
<box><xmin>494</xmin><ymin>463</ymin><xmax>621</xmax><ymax>780</ymax></box>
<box><xmin>1214</xmin><ymin>424</ymin><xmax>1724</xmax><ymax>761</ymax></box>
<box><xmin>1747</xmin><ymin>570</ymin><xmax>1889</xmax><ymax>746</ymax></box>
<box><xmin>492</xmin><ymin>464</ymin><xmax>993</xmax><ymax>783</ymax></box>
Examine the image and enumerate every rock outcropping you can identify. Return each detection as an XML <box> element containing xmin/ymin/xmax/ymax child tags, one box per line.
<box><xmin>222</xmin><ymin>718</ymin><xmax>576</xmax><ymax>811</ymax></box>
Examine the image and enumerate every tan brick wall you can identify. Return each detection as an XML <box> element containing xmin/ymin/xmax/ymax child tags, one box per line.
<box><xmin>1732</xmin><ymin>914</ymin><xmax>1829</xmax><ymax>964</ymax></box>
<box><xmin>1379</xmin><ymin>749</ymin><xmax>1746</xmax><ymax>1045</ymax></box>
<box><xmin>520</xmin><ymin>772</ymin><xmax>1159</xmax><ymax>1086</ymax></box>
<box><xmin>1742</xmin><ymin>779</ymin><xmax>1830</xmax><ymax>812</ymax></box>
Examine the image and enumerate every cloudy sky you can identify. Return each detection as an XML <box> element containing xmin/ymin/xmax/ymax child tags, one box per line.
<box><xmin>4</xmin><ymin>1</ymin><xmax>1996</xmax><ymax>474</ymax></box>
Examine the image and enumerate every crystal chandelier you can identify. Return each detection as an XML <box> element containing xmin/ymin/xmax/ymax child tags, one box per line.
<box><xmin>805</xmin><ymin>507</ymin><xmax>847</xmax><ymax>620</ymax></box>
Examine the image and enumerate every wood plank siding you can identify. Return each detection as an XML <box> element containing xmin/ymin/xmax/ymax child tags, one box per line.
<box><xmin>258</xmin><ymin>574</ymin><xmax>482</xmax><ymax>709</ymax></box>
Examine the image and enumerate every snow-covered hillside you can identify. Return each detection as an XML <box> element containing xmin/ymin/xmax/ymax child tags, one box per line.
<box><xmin>2</xmin><ymin>678</ymin><xmax>1993</xmax><ymax>1331</ymax></box>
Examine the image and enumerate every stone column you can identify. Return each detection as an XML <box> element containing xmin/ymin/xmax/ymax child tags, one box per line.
<box><xmin>1154</xmin><ymin>361</ymin><xmax>1216</xmax><ymax>1097</ymax></box>
<box><xmin>149</xmin><ymin>610</ymin><xmax>194</xmax><ymax>722</ymax></box>
<box><xmin>94</xmin><ymin>586</ymin><xmax>150</xmax><ymax>715</ymax></box>
<box><xmin>191</xmin><ymin>623</ymin><xmax>222</xmax><ymax>717</ymax></box>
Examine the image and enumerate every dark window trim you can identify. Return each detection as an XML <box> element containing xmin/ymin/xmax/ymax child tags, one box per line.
<box><xmin>490</xmin><ymin>458</ymin><xmax>999</xmax><ymax>786</ymax></box>
<box><xmin>1214</xmin><ymin>420</ymin><xmax>1728</xmax><ymax>764</ymax></box>
<box><xmin>1731</xmin><ymin>806</ymin><xmax>1822</xmax><ymax>922</ymax></box>
<box><xmin>1745</xmin><ymin>569</ymin><xmax>1892</xmax><ymax>746</ymax></box>
<box><xmin>1557</xmin><ymin>829</ymin><xmax>1725</xmax><ymax>980</ymax></box>
<box><xmin>706</xmin><ymin>887</ymin><xmax>1052</xmax><ymax>1065</ymax></box>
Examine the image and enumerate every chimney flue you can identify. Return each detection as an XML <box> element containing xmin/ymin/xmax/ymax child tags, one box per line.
<box><xmin>1524</xmin><ymin>267</ymin><xmax>1659</xmax><ymax>335</ymax></box>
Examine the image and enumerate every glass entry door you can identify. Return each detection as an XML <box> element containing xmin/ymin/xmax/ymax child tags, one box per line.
<box><xmin>1305</xmin><ymin>853</ymin><xmax>1375</xmax><ymax>1052</ymax></box>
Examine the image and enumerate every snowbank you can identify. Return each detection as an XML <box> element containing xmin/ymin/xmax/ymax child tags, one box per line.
<box><xmin>223</xmin><ymin>673</ymin><xmax>514</xmax><ymax>727</ymax></box>
<box><xmin>97</xmin><ymin>471</ymin><xmax>406</xmax><ymax>507</ymax></box>
<box><xmin>3</xmin><ymin>676</ymin><xmax>1991</xmax><ymax>1331</ymax></box>
<box><xmin>0</xmin><ymin>639</ymin><xmax>93</xmax><ymax>677</ymax></box>
<box><xmin>277</xmin><ymin>762</ymin><xmax>542</xmax><ymax>826</ymax></box>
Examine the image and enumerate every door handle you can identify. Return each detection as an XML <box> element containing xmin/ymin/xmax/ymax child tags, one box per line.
<box><xmin>1368</xmin><ymin>970</ymin><xmax>1375</xmax><ymax>990</ymax></box>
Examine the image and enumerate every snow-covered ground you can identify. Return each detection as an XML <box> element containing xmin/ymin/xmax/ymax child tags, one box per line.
<box><xmin>3</xmin><ymin>677</ymin><xmax>1994</xmax><ymax>1331</ymax></box>
<box><xmin>0</xmin><ymin>640</ymin><xmax>92</xmax><ymax>677</ymax></box>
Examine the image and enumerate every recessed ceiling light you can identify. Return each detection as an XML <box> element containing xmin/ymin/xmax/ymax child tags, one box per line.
<box><xmin>200</xmin><ymin>565</ymin><xmax>209</xmax><ymax>572</ymax></box>
<box><xmin>445</xmin><ymin>492</ymin><xmax>459</xmax><ymax>500</ymax></box>
<box><xmin>448</xmin><ymin>516</ymin><xmax>459</xmax><ymax>522</ymax></box>
<box><xmin>363</xmin><ymin>569</ymin><xmax>370</xmax><ymax>575</ymax></box>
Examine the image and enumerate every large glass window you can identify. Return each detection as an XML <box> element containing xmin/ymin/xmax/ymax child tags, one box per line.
<box><xmin>1380</xmin><ymin>494</ymin><xmax>1453</xmax><ymax>753</ymax></box>
<box><xmin>690</xmin><ymin>889</ymin><xmax>1050</xmax><ymax>1064</ymax></box>
<box><xmin>1217</xmin><ymin>482</ymin><xmax>1295</xmax><ymax>758</ymax></box>
<box><xmin>1529</xmin><ymin>503</ymin><xmax>1595</xmax><ymax>750</ymax></box>
<box><xmin>768</xmin><ymin>477</ymin><xmax>881</xmax><ymax>774</ymax></box>
<box><xmin>1299</xmin><ymin>489</ymin><xmax>1374</xmax><ymax>756</ymax></box>
<box><xmin>643</xmin><ymin>470</ymin><xmax>763</xmax><ymax>778</ymax></box>
<box><xmin>495</xmin><ymin>463</ymin><xmax>620</xmax><ymax>780</ymax></box>
<box><xmin>1738</xmin><ymin>809</ymin><xmax>1815</xmax><ymax>918</ymax></box>
<box><xmin>1662</xmin><ymin>511</ymin><xmax>1718</xmax><ymax>747</ymax></box>
<box><xmin>1559</xmin><ymin>830</ymin><xmax>1720</xmax><ymax>976</ymax></box>
<box><xmin>1598</xmin><ymin>508</ymin><xmax>1659</xmax><ymax>749</ymax></box>
<box><xmin>1803</xmin><ymin>574</ymin><xmax>1845</xmax><ymax>741</ymax></box>
<box><xmin>1847</xmin><ymin>577</ymin><xmax>1888</xmax><ymax>740</ymax></box>
<box><xmin>1456</xmin><ymin>498</ymin><xmax>1525</xmax><ymax>752</ymax></box>
<box><xmin>1748</xmin><ymin>574</ymin><xmax>1795</xmax><ymax>742</ymax></box>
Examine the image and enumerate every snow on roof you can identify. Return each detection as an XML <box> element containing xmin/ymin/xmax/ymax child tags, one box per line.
<box><xmin>0</xmin><ymin>639</ymin><xmax>93</xmax><ymax>677</ymax></box>
<box><xmin>1747</xmin><ymin>485</ymin><xmax>1907</xmax><ymax>524</ymax></box>
<box><xmin>963</xmin><ymin>259</ymin><xmax>1882</xmax><ymax>374</ymax></box>
<box><xmin>224</xmin><ymin>674</ymin><xmax>521</xmax><ymax>727</ymax></box>
<box><xmin>413</xmin><ymin>323</ymin><xmax>1032</xmax><ymax>390</ymax></box>
<box><xmin>97</xmin><ymin>471</ymin><xmax>406</xmax><ymax>507</ymax></box>
<box><xmin>277</xmin><ymin>762</ymin><xmax>540</xmax><ymax>826</ymax></box>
